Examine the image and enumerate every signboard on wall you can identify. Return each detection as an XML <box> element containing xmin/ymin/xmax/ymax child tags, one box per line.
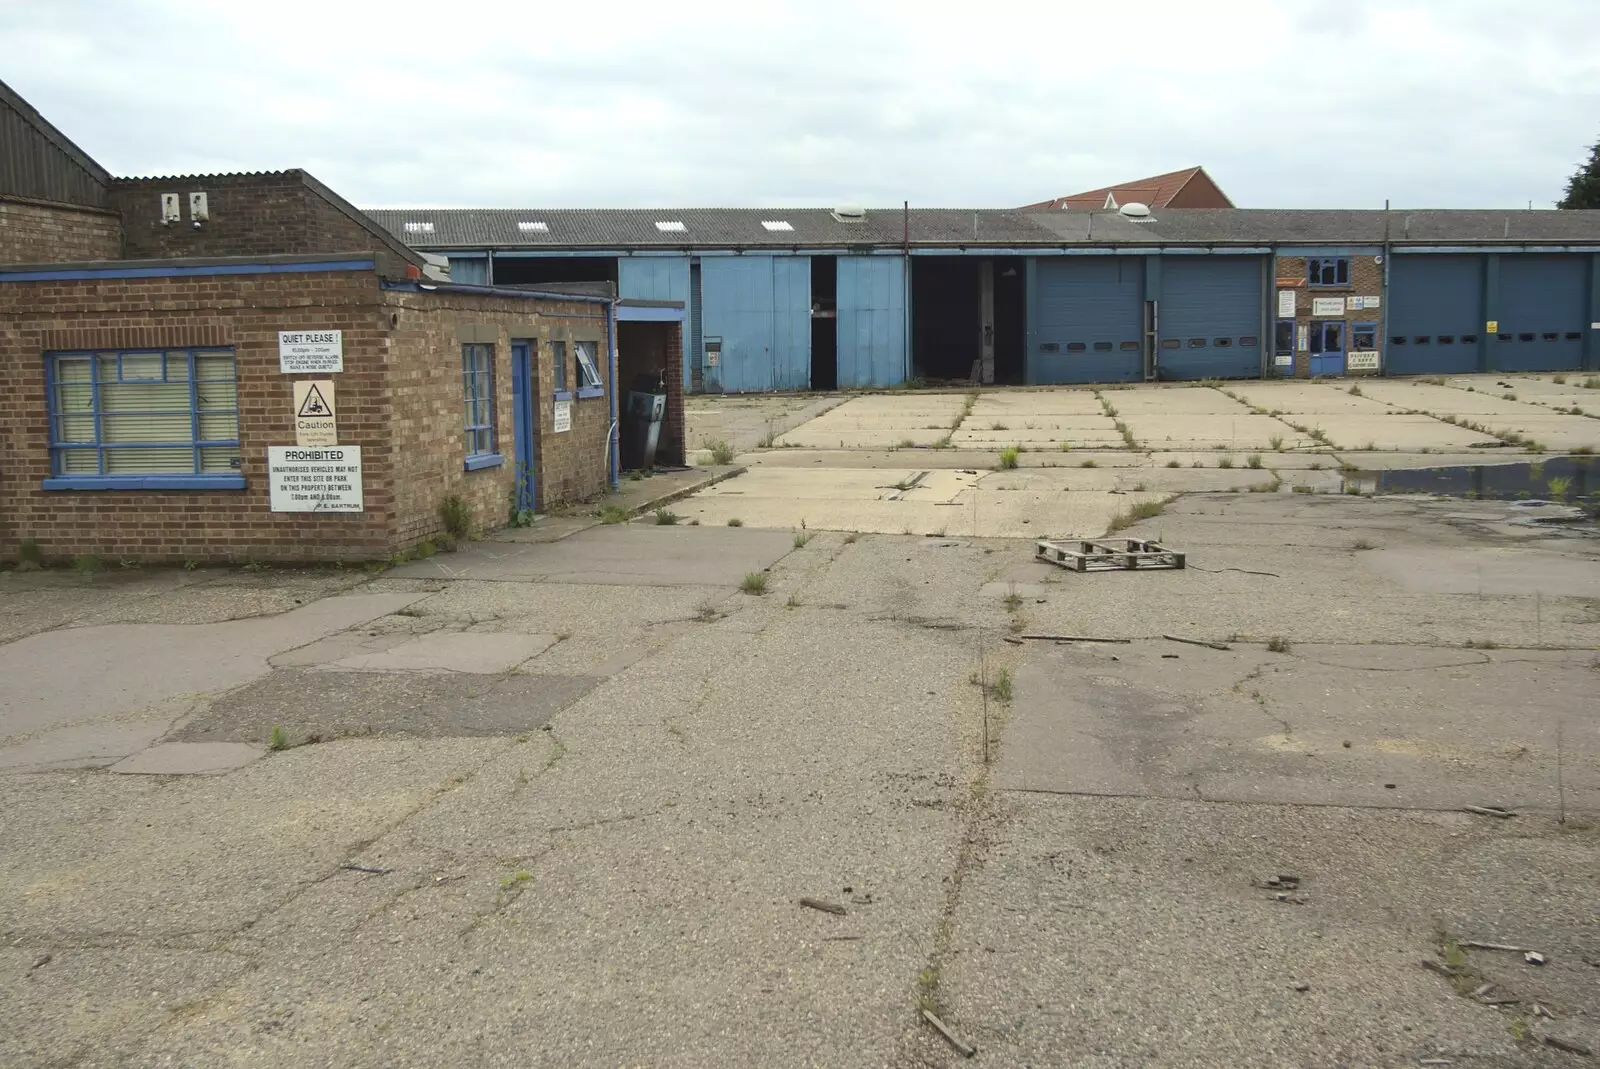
<box><xmin>292</xmin><ymin>380</ymin><xmax>337</xmax><ymax>447</ymax></box>
<box><xmin>1277</xmin><ymin>289</ymin><xmax>1296</xmax><ymax>318</ymax></box>
<box><xmin>1311</xmin><ymin>298</ymin><xmax>1345</xmax><ymax>317</ymax></box>
<box><xmin>1273</xmin><ymin>355</ymin><xmax>1294</xmax><ymax>367</ymax></box>
<box><xmin>1346</xmin><ymin>350</ymin><xmax>1381</xmax><ymax>371</ymax></box>
<box><xmin>1296</xmin><ymin>325</ymin><xmax>1309</xmax><ymax>352</ymax></box>
<box><xmin>267</xmin><ymin>446</ymin><xmax>364</xmax><ymax>512</ymax></box>
<box><xmin>278</xmin><ymin>330</ymin><xmax>344</xmax><ymax>374</ymax></box>
<box><xmin>552</xmin><ymin>399</ymin><xmax>572</xmax><ymax>433</ymax></box>
<box><xmin>1486</xmin><ymin>320</ymin><xmax>1499</xmax><ymax>333</ymax></box>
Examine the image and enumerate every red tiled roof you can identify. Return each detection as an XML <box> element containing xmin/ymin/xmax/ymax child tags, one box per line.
<box><xmin>1020</xmin><ymin>166</ymin><xmax>1233</xmax><ymax>212</ymax></box>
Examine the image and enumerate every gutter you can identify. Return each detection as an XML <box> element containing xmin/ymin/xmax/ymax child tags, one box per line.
<box><xmin>379</xmin><ymin>278</ymin><xmax>614</xmax><ymax>304</ymax></box>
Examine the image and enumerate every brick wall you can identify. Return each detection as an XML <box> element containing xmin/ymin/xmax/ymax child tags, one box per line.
<box><xmin>536</xmin><ymin>316</ymin><xmax>614</xmax><ymax>509</ymax></box>
<box><xmin>0</xmin><ymin>199</ymin><xmax>121</xmax><ymax>264</ymax></box>
<box><xmin>1273</xmin><ymin>256</ymin><xmax>1386</xmax><ymax>378</ymax></box>
<box><xmin>0</xmin><ymin>268</ymin><xmax>615</xmax><ymax>563</ymax></box>
<box><xmin>111</xmin><ymin>172</ymin><xmax>410</xmax><ymax>273</ymax></box>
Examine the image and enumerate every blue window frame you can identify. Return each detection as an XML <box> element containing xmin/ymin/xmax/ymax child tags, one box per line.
<box><xmin>462</xmin><ymin>343</ymin><xmax>499</xmax><ymax>465</ymax></box>
<box><xmin>550</xmin><ymin>339</ymin><xmax>568</xmax><ymax>395</ymax></box>
<box><xmin>1351</xmin><ymin>322</ymin><xmax>1378</xmax><ymax>350</ymax></box>
<box><xmin>45</xmin><ymin>348</ymin><xmax>242</xmax><ymax>490</ymax></box>
<box><xmin>1307</xmin><ymin>258</ymin><xmax>1350</xmax><ymax>287</ymax></box>
<box><xmin>574</xmin><ymin>340</ymin><xmax>604</xmax><ymax>399</ymax></box>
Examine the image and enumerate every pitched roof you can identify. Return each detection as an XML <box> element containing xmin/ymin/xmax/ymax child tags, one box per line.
<box><xmin>1019</xmin><ymin>166</ymin><xmax>1232</xmax><ymax>212</ymax></box>
<box><xmin>1025</xmin><ymin>208</ymin><xmax>1600</xmax><ymax>245</ymax></box>
<box><xmin>0</xmin><ymin>76</ymin><xmax>112</xmax><ymax>208</ymax></box>
<box><xmin>362</xmin><ymin>207</ymin><xmax>1062</xmax><ymax>249</ymax></box>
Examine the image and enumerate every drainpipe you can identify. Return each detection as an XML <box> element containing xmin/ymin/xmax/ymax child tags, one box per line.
<box><xmin>607</xmin><ymin>300</ymin><xmax>620</xmax><ymax>489</ymax></box>
<box><xmin>903</xmin><ymin>200</ymin><xmax>912</xmax><ymax>385</ymax></box>
<box><xmin>1381</xmin><ymin>200</ymin><xmax>1392</xmax><ymax>377</ymax></box>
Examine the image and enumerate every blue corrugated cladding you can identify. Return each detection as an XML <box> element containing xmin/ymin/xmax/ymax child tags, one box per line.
<box><xmin>1386</xmin><ymin>255</ymin><xmax>1483</xmax><ymax>375</ymax></box>
<box><xmin>699</xmin><ymin>255</ymin><xmax>811</xmax><ymax>393</ymax></box>
<box><xmin>1494</xmin><ymin>254</ymin><xmax>1587</xmax><ymax>372</ymax></box>
<box><xmin>1032</xmin><ymin>257</ymin><xmax>1143</xmax><ymax>383</ymax></box>
<box><xmin>837</xmin><ymin>256</ymin><xmax>906</xmax><ymax>388</ymax></box>
<box><xmin>449</xmin><ymin>257</ymin><xmax>488</xmax><ymax>285</ymax></box>
<box><xmin>1156</xmin><ymin>257</ymin><xmax>1264</xmax><ymax>380</ymax></box>
<box><xmin>619</xmin><ymin>258</ymin><xmax>694</xmax><ymax>389</ymax></box>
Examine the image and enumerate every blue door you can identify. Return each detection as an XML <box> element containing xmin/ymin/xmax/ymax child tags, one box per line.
<box><xmin>699</xmin><ymin>255</ymin><xmax>813</xmax><ymax>392</ymax></box>
<box><xmin>510</xmin><ymin>340</ymin><xmax>537</xmax><ymax>514</ymax></box>
<box><xmin>1308</xmin><ymin>321</ymin><xmax>1344</xmax><ymax>376</ymax></box>
<box><xmin>1386</xmin><ymin>254</ymin><xmax>1483</xmax><ymax>375</ymax></box>
<box><xmin>837</xmin><ymin>256</ymin><xmax>906</xmax><ymax>387</ymax></box>
<box><xmin>1494</xmin><ymin>254</ymin><xmax>1587</xmax><ymax>372</ymax></box>
<box><xmin>1032</xmin><ymin>257</ymin><xmax>1144</xmax><ymax>383</ymax></box>
<box><xmin>1157</xmin><ymin>256</ymin><xmax>1264</xmax><ymax>380</ymax></box>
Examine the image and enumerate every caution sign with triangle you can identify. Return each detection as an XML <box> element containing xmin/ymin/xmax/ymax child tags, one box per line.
<box><xmin>292</xmin><ymin>379</ymin><xmax>338</xmax><ymax>447</ymax></box>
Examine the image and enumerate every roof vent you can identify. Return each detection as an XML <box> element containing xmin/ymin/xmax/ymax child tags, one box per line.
<box><xmin>654</xmin><ymin>221</ymin><xmax>686</xmax><ymax>232</ymax></box>
<box><xmin>403</xmin><ymin>221</ymin><xmax>435</xmax><ymax>234</ymax></box>
<box><xmin>831</xmin><ymin>205</ymin><xmax>867</xmax><ymax>223</ymax></box>
<box><xmin>1118</xmin><ymin>202</ymin><xmax>1153</xmax><ymax>221</ymax></box>
<box><xmin>761</xmin><ymin>220</ymin><xmax>794</xmax><ymax>232</ymax></box>
<box><xmin>517</xmin><ymin>221</ymin><xmax>548</xmax><ymax>233</ymax></box>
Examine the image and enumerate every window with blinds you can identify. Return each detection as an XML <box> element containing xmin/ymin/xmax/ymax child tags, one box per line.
<box><xmin>48</xmin><ymin>349</ymin><xmax>240</xmax><ymax>476</ymax></box>
<box><xmin>462</xmin><ymin>343</ymin><xmax>496</xmax><ymax>457</ymax></box>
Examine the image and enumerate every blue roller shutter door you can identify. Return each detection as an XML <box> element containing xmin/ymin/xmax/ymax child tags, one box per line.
<box><xmin>699</xmin><ymin>256</ymin><xmax>812</xmax><ymax>393</ymax></box>
<box><xmin>1494</xmin><ymin>255</ymin><xmax>1587</xmax><ymax>372</ymax></box>
<box><xmin>1386</xmin><ymin>255</ymin><xmax>1482</xmax><ymax>375</ymax></box>
<box><xmin>837</xmin><ymin>256</ymin><xmax>906</xmax><ymax>388</ymax></box>
<box><xmin>1033</xmin><ymin>257</ymin><xmax>1143</xmax><ymax>384</ymax></box>
<box><xmin>1156</xmin><ymin>257</ymin><xmax>1263</xmax><ymax>380</ymax></box>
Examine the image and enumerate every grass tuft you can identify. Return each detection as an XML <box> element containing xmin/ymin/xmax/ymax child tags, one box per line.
<box><xmin>1080</xmin><ymin>458</ymin><xmax>1098</xmax><ymax>468</ymax></box>
<box><xmin>653</xmin><ymin>508</ymin><xmax>681</xmax><ymax>525</ymax></box>
<box><xmin>740</xmin><ymin>571</ymin><xmax>768</xmax><ymax>595</ymax></box>
<box><xmin>727</xmin><ymin>517</ymin><xmax>743</xmax><ymax>527</ymax></box>
<box><xmin>440</xmin><ymin>495</ymin><xmax>473</xmax><ymax>540</ymax></box>
<box><xmin>1266</xmin><ymin>636</ymin><xmax>1291</xmax><ymax>653</ymax></box>
<box><xmin>793</xmin><ymin>531</ymin><xmax>812</xmax><ymax>548</ymax></box>
<box><xmin>1246</xmin><ymin>454</ymin><xmax>1263</xmax><ymax>469</ymax></box>
<box><xmin>598</xmin><ymin>504</ymin><xmax>631</xmax><ymax>524</ymax></box>
<box><xmin>1217</xmin><ymin>455</ymin><xmax>1235</xmax><ymax>469</ymax></box>
<box><xmin>997</xmin><ymin>445</ymin><xmax>1021</xmax><ymax>470</ymax></box>
<box><xmin>1108</xmin><ymin>498</ymin><xmax>1167</xmax><ymax>532</ymax></box>
<box><xmin>268</xmin><ymin>726</ymin><xmax>289</xmax><ymax>751</ymax></box>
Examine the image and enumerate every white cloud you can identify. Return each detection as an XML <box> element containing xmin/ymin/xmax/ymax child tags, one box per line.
<box><xmin>2</xmin><ymin>0</ymin><xmax>1597</xmax><ymax>209</ymax></box>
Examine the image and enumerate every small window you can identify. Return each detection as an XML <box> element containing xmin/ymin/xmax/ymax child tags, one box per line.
<box><xmin>574</xmin><ymin>340</ymin><xmax>604</xmax><ymax>391</ymax></box>
<box><xmin>1188</xmin><ymin>338</ymin><xmax>1205</xmax><ymax>348</ymax></box>
<box><xmin>1498</xmin><ymin>333</ymin><xmax>1513</xmax><ymax>342</ymax></box>
<box><xmin>1274</xmin><ymin>321</ymin><xmax>1295</xmax><ymax>356</ymax></box>
<box><xmin>1239</xmin><ymin>335</ymin><xmax>1258</xmax><ymax>347</ymax></box>
<box><xmin>760</xmin><ymin>221</ymin><xmax>793</xmax><ymax>232</ymax></box>
<box><xmin>1093</xmin><ymin>341</ymin><xmax>1112</xmax><ymax>352</ymax></box>
<box><xmin>1414</xmin><ymin>336</ymin><xmax>1431</xmax><ymax>345</ymax></box>
<box><xmin>1040</xmin><ymin>342</ymin><xmax>1060</xmax><ymax>353</ymax></box>
<box><xmin>517</xmin><ymin>221</ymin><xmax>548</xmax><ymax>233</ymax></box>
<box><xmin>1308</xmin><ymin>257</ymin><xmax>1350</xmax><ymax>287</ymax></box>
<box><xmin>1461</xmin><ymin>334</ymin><xmax>1479</xmax><ymax>344</ymax></box>
<box><xmin>654</xmin><ymin>221</ymin><xmax>686</xmax><ymax>232</ymax></box>
<box><xmin>1518</xmin><ymin>333</ymin><xmax>1535</xmax><ymax>342</ymax></box>
<box><xmin>1066</xmin><ymin>342</ymin><xmax>1087</xmax><ymax>352</ymax></box>
<box><xmin>462</xmin><ymin>343</ymin><xmax>496</xmax><ymax>459</ymax></box>
<box><xmin>1214</xmin><ymin>338</ymin><xmax>1233</xmax><ymax>348</ymax></box>
<box><xmin>1161</xmin><ymin>339</ymin><xmax>1180</xmax><ymax>350</ymax></box>
<box><xmin>1351</xmin><ymin>323</ymin><xmax>1377</xmax><ymax>350</ymax></box>
<box><xmin>1120</xmin><ymin>340</ymin><xmax>1140</xmax><ymax>351</ymax></box>
<box><xmin>1542</xmin><ymin>332</ymin><xmax>1559</xmax><ymax>342</ymax></box>
<box><xmin>403</xmin><ymin>221</ymin><xmax>435</xmax><ymax>234</ymax></box>
<box><xmin>1564</xmin><ymin>332</ymin><xmax>1582</xmax><ymax>341</ymax></box>
<box><xmin>1438</xmin><ymin>335</ymin><xmax>1455</xmax><ymax>345</ymax></box>
<box><xmin>1390</xmin><ymin>336</ymin><xmax>1407</xmax><ymax>346</ymax></box>
<box><xmin>551</xmin><ymin>339</ymin><xmax>568</xmax><ymax>393</ymax></box>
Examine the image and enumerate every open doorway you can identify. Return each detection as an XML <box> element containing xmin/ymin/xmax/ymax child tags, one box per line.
<box><xmin>810</xmin><ymin>255</ymin><xmax>837</xmax><ymax>391</ymax></box>
<box><xmin>492</xmin><ymin>256</ymin><xmax>616</xmax><ymax>288</ymax></box>
<box><xmin>911</xmin><ymin>256</ymin><xmax>1026</xmax><ymax>384</ymax></box>
<box><xmin>993</xmin><ymin>257</ymin><xmax>1025</xmax><ymax>383</ymax></box>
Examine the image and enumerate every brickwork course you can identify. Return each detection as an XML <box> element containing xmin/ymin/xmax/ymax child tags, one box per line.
<box><xmin>0</xmin><ymin>200</ymin><xmax>121</xmax><ymax>263</ymax></box>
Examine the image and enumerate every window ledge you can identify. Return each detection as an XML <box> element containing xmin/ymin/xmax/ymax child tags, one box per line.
<box><xmin>42</xmin><ymin>474</ymin><xmax>246</xmax><ymax>491</ymax></box>
<box><xmin>464</xmin><ymin>452</ymin><xmax>504</xmax><ymax>471</ymax></box>
<box><xmin>576</xmin><ymin>385</ymin><xmax>605</xmax><ymax>399</ymax></box>
<box><xmin>552</xmin><ymin>390</ymin><xmax>575</xmax><ymax>402</ymax></box>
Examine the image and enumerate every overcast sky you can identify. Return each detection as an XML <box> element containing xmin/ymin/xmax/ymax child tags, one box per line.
<box><xmin>3</xmin><ymin>0</ymin><xmax>1597</xmax><ymax>211</ymax></box>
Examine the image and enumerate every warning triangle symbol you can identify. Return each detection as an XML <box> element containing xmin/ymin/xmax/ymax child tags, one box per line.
<box><xmin>297</xmin><ymin>385</ymin><xmax>332</xmax><ymax>418</ymax></box>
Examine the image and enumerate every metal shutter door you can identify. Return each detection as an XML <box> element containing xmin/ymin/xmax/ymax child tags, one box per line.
<box><xmin>701</xmin><ymin>256</ymin><xmax>777</xmax><ymax>393</ymax></box>
<box><xmin>837</xmin><ymin>256</ymin><xmax>907</xmax><ymax>388</ymax></box>
<box><xmin>771</xmin><ymin>257</ymin><xmax>812</xmax><ymax>391</ymax></box>
<box><xmin>1494</xmin><ymin>255</ymin><xmax>1587</xmax><ymax>372</ymax></box>
<box><xmin>1157</xmin><ymin>257</ymin><xmax>1263</xmax><ymax>380</ymax></box>
<box><xmin>1386</xmin><ymin>255</ymin><xmax>1482</xmax><ymax>375</ymax></box>
<box><xmin>1033</xmin><ymin>257</ymin><xmax>1143</xmax><ymax>384</ymax></box>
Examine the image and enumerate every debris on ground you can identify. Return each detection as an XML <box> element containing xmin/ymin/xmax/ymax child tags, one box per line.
<box><xmin>1462</xmin><ymin>805</ymin><xmax>1516</xmax><ymax>819</ymax></box>
<box><xmin>799</xmin><ymin>897</ymin><xmax>847</xmax><ymax>916</ymax></box>
<box><xmin>339</xmin><ymin>864</ymin><xmax>393</xmax><ymax>875</ymax></box>
<box><xmin>1270</xmin><ymin>892</ymin><xmax>1308</xmax><ymax>904</ymax></box>
<box><xmin>921</xmin><ymin>1008</ymin><xmax>977</xmax><ymax>1058</ymax></box>
<box><xmin>1036</xmin><ymin>537</ymin><xmax>1186</xmax><ymax>572</ymax></box>
<box><xmin>26</xmin><ymin>953</ymin><xmax>51</xmax><ymax>976</ymax></box>
<box><xmin>1526</xmin><ymin>951</ymin><xmax>1548</xmax><ymax>966</ymax></box>
<box><xmin>1019</xmin><ymin>633</ymin><xmax>1131</xmax><ymax>644</ymax></box>
<box><xmin>1543</xmin><ymin>1034</ymin><xmax>1593</xmax><ymax>1056</ymax></box>
<box><xmin>1164</xmin><ymin>634</ymin><xmax>1231</xmax><ymax>650</ymax></box>
<box><xmin>1462</xmin><ymin>941</ymin><xmax>1526</xmax><ymax>953</ymax></box>
<box><xmin>1291</xmin><ymin>981</ymin><xmax>1310</xmax><ymax>992</ymax></box>
<box><xmin>1254</xmin><ymin>874</ymin><xmax>1302</xmax><ymax>891</ymax></box>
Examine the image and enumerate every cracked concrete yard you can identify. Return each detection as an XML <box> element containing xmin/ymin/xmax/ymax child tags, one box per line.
<box><xmin>4</xmin><ymin>378</ymin><xmax>1599</xmax><ymax>1067</ymax></box>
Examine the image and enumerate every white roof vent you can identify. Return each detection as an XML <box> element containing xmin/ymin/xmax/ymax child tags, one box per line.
<box><xmin>654</xmin><ymin>220</ymin><xmax>686</xmax><ymax>232</ymax></box>
<box><xmin>517</xmin><ymin>221</ymin><xmax>548</xmax><ymax>233</ymax></box>
<box><xmin>831</xmin><ymin>205</ymin><xmax>867</xmax><ymax>222</ymax></box>
<box><xmin>761</xmin><ymin>220</ymin><xmax>794</xmax><ymax>232</ymax></box>
<box><xmin>1118</xmin><ymin>202</ymin><xmax>1153</xmax><ymax>221</ymax></box>
<box><xmin>403</xmin><ymin>221</ymin><xmax>435</xmax><ymax>234</ymax></box>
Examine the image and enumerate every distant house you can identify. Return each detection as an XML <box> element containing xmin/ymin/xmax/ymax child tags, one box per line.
<box><xmin>1020</xmin><ymin>166</ymin><xmax>1233</xmax><ymax>212</ymax></box>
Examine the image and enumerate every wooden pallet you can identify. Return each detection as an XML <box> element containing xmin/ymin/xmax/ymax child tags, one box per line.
<box><xmin>1035</xmin><ymin>537</ymin><xmax>1186</xmax><ymax>572</ymax></box>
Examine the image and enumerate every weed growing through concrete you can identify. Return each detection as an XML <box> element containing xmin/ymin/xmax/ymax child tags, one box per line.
<box><xmin>726</xmin><ymin>517</ymin><xmax>743</xmax><ymax>527</ymax></box>
<box><xmin>931</xmin><ymin>436</ymin><xmax>953</xmax><ymax>449</ymax></box>
<box><xmin>1291</xmin><ymin>484</ymin><xmax>1313</xmax><ymax>494</ymax></box>
<box><xmin>1463</xmin><ymin>638</ymin><xmax>1499</xmax><ymax>649</ymax></box>
<box><xmin>1547</xmin><ymin>476</ymin><xmax>1572</xmax><ymax>499</ymax></box>
<box><xmin>895</xmin><ymin>437</ymin><xmax>915</xmax><ymax>449</ymax></box>
<box><xmin>1166</xmin><ymin>459</ymin><xmax>1181</xmax><ymax>468</ymax></box>
<box><xmin>740</xmin><ymin>572</ymin><xmax>768</xmax><ymax>595</ymax></box>
<box><xmin>1352</xmin><ymin>539</ymin><xmax>1377</xmax><ymax>550</ymax></box>
<box><xmin>992</xmin><ymin>667</ymin><xmax>1013</xmax><ymax>701</ymax></box>
<box><xmin>440</xmin><ymin>495</ymin><xmax>473</xmax><ymax>540</ymax></box>
<box><xmin>997</xmin><ymin>446</ymin><xmax>1021</xmax><ymax>470</ymax></box>
<box><xmin>785</xmin><ymin>593</ymin><xmax>801</xmax><ymax>609</ymax></box>
<box><xmin>1059</xmin><ymin>440</ymin><xmax>1072</xmax><ymax>452</ymax></box>
<box><xmin>598</xmin><ymin>505</ymin><xmax>630</xmax><ymax>524</ymax></box>
<box><xmin>1502</xmin><ymin>392</ymin><xmax>1517</xmax><ymax>402</ymax></box>
<box><xmin>1080</xmin><ymin>458</ymin><xmax>1098</xmax><ymax>468</ymax></box>
<box><xmin>1191</xmin><ymin>460</ymin><xmax>1205</xmax><ymax>467</ymax></box>
<box><xmin>1347</xmin><ymin>383</ymin><xmax>1364</xmax><ymax>397</ymax></box>
<box><xmin>1116</xmin><ymin>421</ymin><xmax>1137</xmax><ymax>448</ymax></box>
<box><xmin>1217</xmin><ymin>456</ymin><xmax>1235</xmax><ymax>469</ymax></box>
<box><xmin>1572</xmin><ymin>445</ymin><xmax>1595</xmax><ymax>455</ymax></box>
<box><xmin>843</xmin><ymin>533</ymin><xmax>859</xmax><ymax>544</ymax></box>
<box><xmin>1001</xmin><ymin>585</ymin><xmax>1023</xmax><ymax>611</ymax></box>
<box><xmin>1268</xmin><ymin>434</ymin><xmax>1284</xmax><ymax>451</ymax></box>
<box><xmin>989</xmin><ymin>421</ymin><xmax>1008</xmax><ymax>431</ymax></box>
<box><xmin>1108</xmin><ymin>499</ymin><xmax>1167</xmax><ymax>532</ymax></box>
<box><xmin>793</xmin><ymin>531</ymin><xmax>812</xmax><ymax>548</ymax></box>
<box><xmin>653</xmin><ymin>508</ymin><xmax>681</xmax><ymax>525</ymax></box>
<box><xmin>1266</xmin><ymin>636</ymin><xmax>1291</xmax><ymax>653</ymax></box>
<box><xmin>499</xmin><ymin>869</ymin><xmax>533</xmax><ymax>890</ymax></box>
<box><xmin>1583</xmin><ymin>376</ymin><xmax>1600</xmax><ymax>389</ymax></box>
<box><xmin>1246</xmin><ymin>454</ymin><xmax>1263</xmax><ymax>469</ymax></box>
<box><xmin>707</xmin><ymin>440</ymin><xmax>736</xmax><ymax>465</ymax></box>
<box><xmin>1132</xmin><ymin>481</ymin><xmax>1148</xmax><ymax>492</ymax></box>
<box><xmin>1248</xmin><ymin>480</ymin><xmax>1279</xmax><ymax>493</ymax></box>
<box><xmin>1552</xmin><ymin>373</ymin><xmax>1567</xmax><ymax>385</ymax></box>
<box><xmin>72</xmin><ymin>554</ymin><xmax>103</xmax><ymax>574</ymax></box>
<box><xmin>16</xmin><ymin>538</ymin><xmax>42</xmax><ymax>567</ymax></box>
<box><xmin>268</xmin><ymin>726</ymin><xmax>288</xmax><ymax>751</ymax></box>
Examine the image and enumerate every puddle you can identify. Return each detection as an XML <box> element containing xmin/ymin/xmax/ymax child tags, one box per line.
<box><xmin>1344</xmin><ymin>457</ymin><xmax>1599</xmax><ymax>514</ymax></box>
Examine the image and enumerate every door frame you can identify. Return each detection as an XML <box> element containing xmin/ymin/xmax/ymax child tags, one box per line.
<box><xmin>1308</xmin><ymin>319</ymin><xmax>1345</xmax><ymax>376</ymax></box>
<box><xmin>510</xmin><ymin>339</ymin><xmax>538</xmax><ymax>514</ymax></box>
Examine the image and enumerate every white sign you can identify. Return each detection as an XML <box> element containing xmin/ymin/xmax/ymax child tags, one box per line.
<box><xmin>1363</xmin><ymin>294</ymin><xmax>1380</xmax><ymax>308</ymax></box>
<box><xmin>267</xmin><ymin>446</ymin><xmax>364</xmax><ymax>512</ymax></box>
<box><xmin>278</xmin><ymin>330</ymin><xmax>344</xmax><ymax>374</ymax></box>
<box><xmin>1273</xmin><ymin>354</ymin><xmax>1294</xmax><ymax>367</ymax></box>
<box><xmin>1312</xmin><ymin>298</ymin><xmax>1345</xmax><ymax>317</ymax></box>
<box><xmin>1346</xmin><ymin>350</ymin><xmax>1381</xmax><ymax>371</ymax></box>
<box><xmin>292</xmin><ymin>380</ymin><xmax>337</xmax><ymax>447</ymax></box>
<box><xmin>552</xmin><ymin>399</ymin><xmax>572</xmax><ymax>434</ymax></box>
<box><xmin>1277</xmin><ymin>289</ymin><xmax>1296</xmax><ymax>318</ymax></box>
<box><xmin>1296</xmin><ymin>325</ymin><xmax>1309</xmax><ymax>352</ymax></box>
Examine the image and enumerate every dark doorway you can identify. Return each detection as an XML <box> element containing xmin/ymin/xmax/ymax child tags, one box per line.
<box><xmin>993</xmin><ymin>257</ymin><xmax>1026</xmax><ymax>383</ymax></box>
<box><xmin>617</xmin><ymin>320</ymin><xmax>685</xmax><ymax>467</ymax></box>
<box><xmin>810</xmin><ymin>255</ymin><xmax>837</xmax><ymax>390</ymax></box>
<box><xmin>912</xmin><ymin>257</ymin><xmax>981</xmax><ymax>382</ymax></box>
<box><xmin>492</xmin><ymin>256</ymin><xmax>617</xmax><ymax>287</ymax></box>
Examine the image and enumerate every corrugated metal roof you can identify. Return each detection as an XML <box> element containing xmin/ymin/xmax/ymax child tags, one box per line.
<box><xmin>1028</xmin><ymin>208</ymin><xmax>1600</xmax><ymax>245</ymax></box>
<box><xmin>0</xmin><ymin>76</ymin><xmax>111</xmax><ymax>208</ymax></box>
<box><xmin>362</xmin><ymin>207</ymin><xmax>1061</xmax><ymax>249</ymax></box>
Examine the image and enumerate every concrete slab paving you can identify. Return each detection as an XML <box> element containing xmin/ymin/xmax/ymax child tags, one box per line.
<box><xmin>1297</xmin><ymin>412</ymin><xmax>1501</xmax><ymax>450</ymax></box>
<box><xmin>109</xmin><ymin>741</ymin><xmax>265</xmax><ymax>776</ymax></box>
<box><xmin>326</xmin><ymin>631</ymin><xmax>557</xmax><ymax>673</ymax></box>
<box><xmin>1121</xmin><ymin>412</ymin><xmax>1309</xmax><ymax>450</ymax></box>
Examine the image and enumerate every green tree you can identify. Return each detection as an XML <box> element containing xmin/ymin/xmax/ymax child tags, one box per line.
<box><xmin>1557</xmin><ymin>136</ymin><xmax>1600</xmax><ymax>209</ymax></box>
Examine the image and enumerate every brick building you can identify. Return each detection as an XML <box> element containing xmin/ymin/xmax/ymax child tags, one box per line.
<box><xmin>1273</xmin><ymin>254</ymin><xmax>1387</xmax><ymax>378</ymax></box>
<box><xmin>0</xmin><ymin>79</ymin><xmax>675</xmax><ymax>565</ymax></box>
